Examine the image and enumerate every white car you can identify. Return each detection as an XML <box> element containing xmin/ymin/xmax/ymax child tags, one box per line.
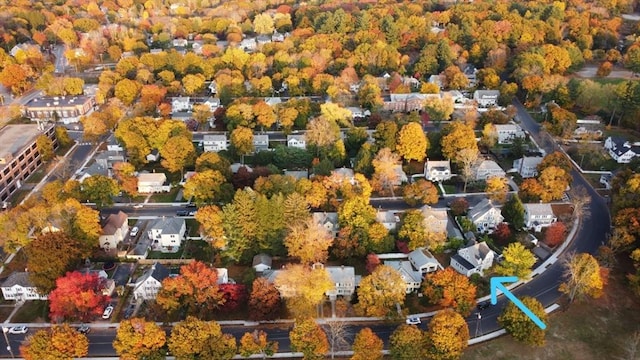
<box><xmin>102</xmin><ymin>305</ymin><xmax>114</xmax><ymax>319</ymax></box>
<box><xmin>405</xmin><ymin>317</ymin><xmax>421</xmax><ymax>325</ymax></box>
<box><xmin>133</xmin><ymin>203</ymin><xmax>143</xmax><ymax>209</ymax></box>
<box><xmin>130</xmin><ymin>227</ymin><xmax>139</xmax><ymax>237</ymax></box>
<box><xmin>8</xmin><ymin>326</ymin><xmax>28</xmax><ymax>334</ymax></box>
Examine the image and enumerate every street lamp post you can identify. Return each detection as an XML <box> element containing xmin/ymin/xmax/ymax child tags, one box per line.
<box><xmin>2</xmin><ymin>327</ymin><xmax>14</xmax><ymax>358</ymax></box>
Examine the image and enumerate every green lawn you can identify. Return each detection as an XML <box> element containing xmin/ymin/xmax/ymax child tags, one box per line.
<box><xmin>12</xmin><ymin>301</ymin><xmax>49</xmax><ymax>323</ymax></box>
<box><xmin>9</xmin><ymin>189</ymin><xmax>31</xmax><ymax>206</ymax></box>
<box><xmin>182</xmin><ymin>240</ymin><xmax>214</xmax><ymax>262</ymax></box>
<box><xmin>185</xmin><ymin>219</ymin><xmax>200</xmax><ymax>237</ymax></box>
<box><xmin>149</xmin><ymin>187</ymin><xmax>181</xmax><ymax>203</ymax></box>
<box><xmin>147</xmin><ymin>247</ymin><xmax>185</xmax><ymax>259</ymax></box>
<box><xmin>24</xmin><ymin>168</ymin><xmax>47</xmax><ymax>184</ymax></box>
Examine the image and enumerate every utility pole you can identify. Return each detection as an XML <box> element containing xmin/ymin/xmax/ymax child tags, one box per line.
<box><xmin>475</xmin><ymin>312</ymin><xmax>483</xmax><ymax>337</ymax></box>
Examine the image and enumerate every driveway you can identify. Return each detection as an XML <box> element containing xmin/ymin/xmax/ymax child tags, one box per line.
<box><xmin>111</xmin><ymin>263</ymin><xmax>134</xmax><ymax>287</ymax></box>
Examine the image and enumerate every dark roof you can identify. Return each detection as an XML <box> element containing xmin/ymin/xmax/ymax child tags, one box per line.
<box><xmin>150</xmin><ymin>263</ymin><xmax>170</xmax><ymax>282</ymax></box>
<box><xmin>451</xmin><ymin>254</ymin><xmax>475</xmax><ymax>271</ymax></box>
<box><xmin>1</xmin><ymin>272</ymin><xmax>33</xmax><ymax>288</ymax></box>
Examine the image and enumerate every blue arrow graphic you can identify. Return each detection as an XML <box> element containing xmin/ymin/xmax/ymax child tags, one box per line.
<box><xmin>490</xmin><ymin>276</ymin><xmax>547</xmax><ymax>330</ymax></box>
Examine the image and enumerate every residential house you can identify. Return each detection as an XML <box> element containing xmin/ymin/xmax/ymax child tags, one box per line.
<box><xmin>473</xmin><ymin>90</ymin><xmax>500</xmax><ymax>108</ymax></box>
<box><xmin>1</xmin><ymin>272</ymin><xmax>48</xmax><ymax>301</ymax></box>
<box><xmin>383</xmin><ymin>260</ymin><xmax>423</xmax><ymax>293</ymax></box>
<box><xmin>137</xmin><ymin>173</ymin><xmax>170</xmax><ymax>193</ymax></box>
<box><xmin>450</xmin><ymin>241</ymin><xmax>496</xmax><ymax>276</ymax></box>
<box><xmin>240</xmin><ymin>37</ymin><xmax>257</xmax><ymax>52</ymax></box>
<box><xmin>146</xmin><ymin>149</ymin><xmax>159</xmax><ymax>163</ymax></box>
<box><xmin>77</xmin><ymin>161</ymin><xmax>109</xmax><ymax>183</ymax></box>
<box><xmin>512</xmin><ymin>156</ymin><xmax>543</xmax><ymax>178</ymax></box>
<box><xmin>604</xmin><ymin>136</ymin><xmax>640</xmax><ymax>163</ymax></box>
<box><xmin>408</xmin><ymin>248</ymin><xmax>444</xmax><ymax>274</ymax></box>
<box><xmin>272</xmin><ymin>32</ymin><xmax>285</xmax><ymax>42</ymax></box>
<box><xmin>230</xmin><ymin>163</ymin><xmax>252</xmax><ymax>174</ymax></box>
<box><xmin>106</xmin><ymin>134</ymin><xmax>124</xmax><ymax>152</ymax></box>
<box><xmin>424</xmin><ymin>159</ymin><xmax>452</xmax><ymax>182</ymax></box>
<box><xmin>376</xmin><ymin>210</ymin><xmax>401</xmax><ymax>231</ymax></box>
<box><xmin>171</xmin><ymin>97</ymin><xmax>191</xmax><ymax>113</ymax></box>
<box><xmin>346</xmin><ymin>107</ymin><xmax>370</xmax><ymax>120</ymax></box>
<box><xmin>252</xmin><ymin>253</ymin><xmax>272</xmax><ymax>273</ymax></box>
<box><xmin>284</xmin><ymin>169</ymin><xmax>308</xmax><ymax>180</ymax></box>
<box><xmin>383</xmin><ymin>93</ymin><xmax>434</xmax><ymax>112</ymax></box>
<box><xmin>312</xmin><ymin>212</ymin><xmax>339</xmax><ymax>236</ymax></box>
<box><xmin>202</xmin><ymin>135</ymin><xmax>228</xmax><ymax>152</ymax></box>
<box><xmin>463</xmin><ymin>65</ymin><xmax>478</xmax><ymax>86</ymax></box>
<box><xmin>420</xmin><ymin>205</ymin><xmax>449</xmax><ymax>234</ymax></box>
<box><xmin>349</xmin><ymin>82</ymin><xmax>362</xmax><ymax>93</ymax></box>
<box><xmin>468</xmin><ymin>199</ymin><xmax>504</xmax><ymax>233</ymax></box>
<box><xmin>99</xmin><ymin>211</ymin><xmax>128</xmax><ymax>251</ymax></box>
<box><xmin>202</xmin><ymin>97</ymin><xmax>221</xmax><ymax>112</ymax></box>
<box><xmin>257</xmin><ymin>35</ymin><xmax>272</xmax><ymax>46</ymax></box>
<box><xmin>473</xmin><ymin>159</ymin><xmax>506</xmax><ymax>180</ymax></box>
<box><xmin>172</xmin><ymin>38</ymin><xmax>188</xmax><ymax>47</ymax></box>
<box><xmin>323</xmin><ymin>264</ymin><xmax>357</xmax><ymax>298</ymax></box>
<box><xmin>253</xmin><ymin>134</ymin><xmax>269</xmax><ymax>152</ymax></box>
<box><xmin>216</xmin><ymin>268</ymin><xmax>229</xmax><ymax>284</ymax></box>
<box><xmin>80</xmin><ymin>269</ymin><xmax>115</xmax><ymax>296</ymax></box>
<box><xmin>401</xmin><ymin>76</ymin><xmax>421</xmax><ymax>90</ymax></box>
<box><xmin>265</xmin><ymin>97</ymin><xmax>282</xmax><ymax>107</ymax></box>
<box><xmin>132</xmin><ymin>262</ymin><xmax>170</xmax><ymax>301</ymax></box>
<box><xmin>95</xmin><ymin>151</ymin><xmax>125</xmax><ymax>169</ymax></box>
<box><xmin>600</xmin><ymin>173</ymin><xmax>613</xmax><ymax>190</ymax></box>
<box><xmin>523</xmin><ymin>203</ymin><xmax>557</xmax><ymax>231</ymax></box>
<box><xmin>428</xmin><ymin>74</ymin><xmax>443</xmax><ymax>89</ymax></box>
<box><xmin>287</xmin><ymin>134</ymin><xmax>306</xmax><ymax>149</ymax></box>
<box><xmin>208</xmin><ymin>81</ymin><xmax>217</xmax><ymax>94</ymax></box>
<box><xmin>331</xmin><ymin>167</ymin><xmax>356</xmax><ymax>184</ymax></box>
<box><xmin>148</xmin><ymin>217</ymin><xmax>186</xmax><ymax>253</ymax></box>
<box><xmin>495</xmin><ymin>124</ymin><xmax>525</xmax><ymax>144</ymax></box>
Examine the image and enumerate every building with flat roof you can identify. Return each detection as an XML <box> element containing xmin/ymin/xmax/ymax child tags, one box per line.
<box><xmin>0</xmin><ymin>124</ymin><xmax>56</xmax><ymax>203</ymax></box>
<box><xmin>22</xmin><ymin>95</ymin><xmax>95</xmax><ymax>124</ymax></box>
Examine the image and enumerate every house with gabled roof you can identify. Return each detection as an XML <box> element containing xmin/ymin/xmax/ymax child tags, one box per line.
<box><xmin>137</xmin><ymin>173</ymin><xmax>170</xmax><ymax>193</ymax></box>
<box><xmin>420</xmin><ymin>205</ymin><xmax>449</xmax><ymax>234</ymax></box>
<box><xmin>287</xmin><ymin>134</ymin><xmax>306</xmax><ymax>149</ymax></box>
<box><xmin>473</xmin><ymin>90</ymin><xmax>500</xmax><ymax>108</ymax></box>
<box><xmin>132</xmin><ymin>262</ymin><xmax>170</xmax><ymax>301</ymax></box>
<box><xmin>468</xmin><ymin>198</ymin><xmax>503</xmax><ymax>233</ymax></box>
<box><xmin>1</xmin><ymin>272</ymin><xmax>47</xmax><ymax>301</ymax></box>
<box><xmin>512</xmin><ymin>156</ymin><xmax>543</xmax><ymax>178</ymax></box>
<box><xmin>383</xmin><ymin>260</ymin><xmax>423</xmax><ymax>293</ymax></box>
<box><xmin>495</xmin><ymin>124</ymin><xmax>525</xmax><ymax>144</ymax></box>
<box><xmin>312</xmin><ymin>212</ymin><xmax>339</xmax><ymax>236</ymax></box>
<box><xmin>253</xmin><ymin>134</ymin><xmax>269</xmax><ymax>152</ymax></box>
<box><xmin>523</xmin><ymin>203</ymin><xmax>557</xmax><ymax>231</ymax></box>
<box><xmin>171</xmin><ymin>96</ymin><xmax>191</xmax><ymax>113</ymax></box>
<box><xmin>99</xmin><ymin>211</ymin><xmax>128</xmax><ymax>251</ymax></box>
<box><xmin>408</xmin><ymin>248</ymin><xmax>444</xmax><ymax>274</ymax></box>
<box><xmin>317</xmin><ymin>263</ymin><xmax>357</xmax><ymax>298</ymax></box>
<box><xmin>148</xmin><ymin>217</ymin><xmax>186</xmax><ymax>253</ymax></box>
<box><xmin>202</xmin><ymin>135</ymin><xmax>228</xmax><ymax>152</ymax></box>
<box><xmin>424</xmin><ymin>159</ymin><xmax>452</xmax><ymax>182</ymax></box>
<box><xmin>252</xmin><ymin>253</ymin><xmax>272</xmax><ymax>273</ymax></box>
<box><xmin>450</xmin><ymin>241</ymin><xmax>496</xmax><ymax>277</ymax></box>
<box><xmin>473</xmin><ymin>159</ymin><xmax>506</xmax><ymax>180</ymax></box>
<box><xmin>604</xmin><ymin>136</ymin><xmax>640</xmax><ymax>164</ymax></box>
<box><xmin>376</xmin><ymin>210</ymin><xmax>401</xmax><ymax>231</ymax></box>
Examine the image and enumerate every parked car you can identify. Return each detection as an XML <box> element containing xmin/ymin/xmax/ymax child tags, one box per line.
<box><xmin>188</xmin><ymin>211</ymin><xmax>197</xmax><ymax>216</ymax></box>
<box><xmin>129</xmin><ymin>227</ymin><xmax>139</xmax><ymax>237</ymax></box>
<box><xmin>133</xmin><ymin>203</ymin><xmax>143</xmax><ymax>209</ymax></box>
<box><xmin>124</xmin><ymin>305</ymin><xmax>135</xmax><ymax>319</ymax></box>
<box><xmin>8</xmin><ymin>326</ymin><xmax>28</xmax><ymax>334</ymax></box>
<box><xmin>405</xmin><ymin>316</ymin><xmax>421</xmax><ymax>325</ymax></box>
<box><xmin>176</xmin><ymin>210</ymin><xmax>189</xmax><ymax>216</ymax></box>
<box><xmin>477</xmin><ymin>301</ymin><xmax>491</xmax><ymax>311</ymax></box>
<box><xmin>78</xmin><ymin>324</ymin><xmax>90</xmax><ymax>334</ymax></box>
<box><xmin>102</xmin><ymin>305</ymin><xmax>114</xmax><ymax>319</ymax></box>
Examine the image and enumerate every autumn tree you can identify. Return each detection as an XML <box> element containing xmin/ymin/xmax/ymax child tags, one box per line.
<box><xmin>486</xmin><ymin>176</ymin><xmax>509</xmax><ymax>203</ymax></box>
<box><xmin>196</xmin><ymin>152</ymin><xmax>232</xmax><ymax>178</ymax></box>
<box><xmin>422</xmin><ymin>268</ymin><xmax>477</xmax><ymax>317</ymax></box>
<box><xmin>231</xmin><ymin>126</ymin><xmax>254</xmax><ymax>161</ymax></box>
<box><xmin>493</xmin><ymin>223</ymin><xmax>513</xmax><ymax>246</ymax></box>
<box><xmin>441</xmin><ymin>121</ymin><xmax>479</xmax><ymax>161</ymax></box>
<box><xmin>538</xmin><ymin>166</ymin><xmax>570</xmax><ymax>202</ymax></box>
<box><xmin>403</xmin><ymin>179</ymin><xmax>439</xmax><ymax>206</ymax></box>
<box><xmin>20</xmin><ymin>325</ymin><xmax>89</xmax><ymax>360</ymax></box>
<box><xmin>306</xmin><ymin>116</ymin><xmax>340</xmax><ymax>155</ymax></box>
<box><xmin>545</xmin><ymin>222</ymin><xmax>567</xmax><ymax>247</ymax></box>
<box><xmin>113</xmin><ymin>318</ymin><xmax>166</xmax><ymax>360</ymax></box>
<box><xmin>496</xmin><ymin>242</ymin><xmax>536</xmax><ymax>280</ymax></box>
<box><xmin>253</xmin><ymin>13</ymin><xmax>275</xmax><ymax>35</ymax></box>
<box><xmin>114</xmin><ymin>78</ymin><xmax>142</xmax><ymax>105</ymax></box>
<box><xmin>36</xmin><ymin>135</ymin><xmax>55</xmax><ymax>162</ymax></box>
<box><xmin>55</xmin><ymin>126</ymin><xmax>73</xmax><ymax>148</ymax></box>
<box><xmin>450</xmin><ymin>198</ymin><xmax>469</xmax><ymax>216</ymax></box>
<box><xmin>80</xmin><ymin>175</ymin><xmax>119</xmax><ymax>206</ymax></box>
<box><xmin>398</xmin><ymin>210</ymin><xmax>428</xmax><ymax>250</ymax></box>
<box><xmin>284</xmin><ymin>218</ymin><xmax>333</xmax><ymax>264</ymax></box>
<box><xmin>396</xmin><ymin>122</ymin><xmax>428</xmax><ymax>162</ymax></box>
<box><xmin>389</xmin><ymin>324</ymin><xmax>427</xmax><ymax>360</ymax></box>
<box><xmin>498</xmin><ymin>296</ymin><xmax>547</xmax><ymax>346</ymax></box>
<box><xmin>240</xmin><ymin>330</ymin><xmax>278</xmax><ymax>360</ymax></box>
<box><xmin>289</xmin><ymin>318</ymin><xmax>329</xmax><ymax>360</ymax></box>
<box><xmin>351</xmin><ymin>327</ymin><xmax>383</xmax><ymax>360</ymax></box>
<box><xmin>248</xmin><ymin>278</ymin><xmax>282</xmax><ymax>321</ymax></box>
<box><xmin>160</xmin><ymin>135</ymin><xmax>196</xmax><ymax>175</ymax></box>
<box><xmin>425</xmin><ymin>309</ymin><xmax>470</xmax><ymax>360</ymax></box>
<box><xmin>48</xmin><ymin>271</ymin><xmax>110</xmax><ymax>322</ymax></box>
<box><xmin>156</xmin><ymin>261</ymin><xmax>225</xmax><ymax>318</ymax></box>
<box><xmin>458</xmin><ymin>148</ymin><xmax>480</xmax><ymax>193</ymax></box>
<box><xmin>26</xmin><ymin>232</ymin><xmax>82</xmax><ymax>293</ymax></box>
<box><xmin>519</xmin><ymin>178</ymin><xmax>544</xmax><ymax>203</ymax></box>
<box><xmin>357</xmin><ymin>265</ymin><xmax>406</xmax><ymax>317</ymax></box>
<box><xmin>560</xmin><ymin>253</ymin><xmax>604</xmax><ymax>303</ymax></box>
<box><xmin>184</xmin><ymin>170</ymin><xmax>227</xmax><ymax>205</ymax></box>
<box><xmin>168</xmin><ymin>316</ymin><xmax>236</xmax><ymax>360</ymax></box>
<box><xmin>194</xmin><ymin>205</ymin><xmax>224</xmax><ymax>248</ymax></box>
<box><xmin>373</xmin><ymin>120</ymin><xmax>398</xmax><ymax>151</ymax></box>
<box><xmin>274</xmin><ymin>264</ymin><xmax>333</xmax><ymax>318</ymax></box>
<box><xmin>372</xmin><ymin>147</ymin><xmax>401</xmax><ymax>196</ymax></box>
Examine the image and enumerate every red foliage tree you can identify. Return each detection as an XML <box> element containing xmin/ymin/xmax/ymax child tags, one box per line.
<box><xmin>365</xmin><ymin>253</ymin><xmax>381</xmax><ymax>274</ymax></box>
<box><xmin>248</xmin><ymin>278</ymin><xmax>281</xmax><ymax>321</ymax></box>
<box><xmin>450</xmin><ymin>198</ymin><xmax>469</xmax><ymax>216</ymax></box>
<box><xmin>48</xmin><ymin>271</ymin><xmax>110</xmax><ymax>323</ymax></box>
<box><xmin>492</xmin><ymin>223</ymin><xmax>512</xmax><ymax>246</ymax></box>
<box><xmin>396</xmin><ymin>240</ymin><xmax>410</xmax><ymax>254</ymax></box>
<box><xmin>218</xmin><ymin>284</ymin><xmax>247</xmax><ymax>312</ymax></box>
<box><xmin>544</xmin><ymin>222</ymin><xmax>567</xmax><ymax>247</ymax></box>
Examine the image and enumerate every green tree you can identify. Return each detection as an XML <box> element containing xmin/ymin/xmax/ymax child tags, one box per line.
<box><xmin>20</xmin><ymin>325</ymin><xmax>89</xmax><ymax>360</ymax></box>
<box><xmin>168</xmin><ymin>316</ymin><xmax>236</xmax><ymax>360</ymax></box>
<box><xmin>80</xmin><ymin>175</ymin><xmax>119</xmax><ymax>206</ymax></box>
<box><xmin>498</xmin><ymin>296</ymin><xmax>547</xmax><ymax>346</ymax></box>
<box><xmin>389</xmin><ymin>324</ymin><xmax>427</xmax><ymax>360</ymax></box>
<box><xmin>36</xmin><ymin>135</ymin><xmax>55</xmax><ymax>162</ymax></box>
<box><xmin>357</xmin><ymin>265</ymin><xmax>406</xmax><ymax>317</ymax></box>
<box><xmin>113</xmin><ymin>318</ymin><xmax>166</xmax><ymax>360</ymax></box>
<box><xmin>289</xmin><ymin>318</ymin><xmax>329</xmax><ymax>360</ymax></box>
<box><xmin>373</xmin><ymin>121</ymin><xmax>398</xmax><ymax>151</ymax></box>
<box><xmin>425</xmin><ymin>309</ymin><xmax>470</xmax><ymax>360</ymax></box>
<box><xmin>160</xmin><ymin>135</ymin><xmax>196</xmax><ymax>175</ymax></box>
<box><xmin>502</xmin><ymin>195</ymin><xmax>525</xmax><ymax>230</ymax></box>
<box><xmin>496</xmin><ymin>242</ymin><xmax>536</xmax><ymax>279</ymax></box>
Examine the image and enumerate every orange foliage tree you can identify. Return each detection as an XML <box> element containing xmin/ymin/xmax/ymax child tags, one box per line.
<box><xmin>48</xmin><ymin>271</ymin><xmax>111</xmax><ymax>323</ymax></box>
<box><xmin>421</xmin><ymin>267</ymin><xmax>477</xmax><ymax>317</ymax></box>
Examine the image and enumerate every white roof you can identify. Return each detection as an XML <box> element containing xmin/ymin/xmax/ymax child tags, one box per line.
<box><xmin>523</xmin><ymin>203</ymin><xmax>554</xmax><ymax>216</ymax></box>
<box><xmin>138</xmin><ymin>173</ymin><xmax>166</xmax><ymax>182</ymax></box>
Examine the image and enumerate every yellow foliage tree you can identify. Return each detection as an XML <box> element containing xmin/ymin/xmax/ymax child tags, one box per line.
<box><xmin>396</xmin><ymin>122</ymin><xmax>428</xmax><ymax>162</ymax></box>
<box><xmin>425</xmin><ymin>309</ymin><xmax>470</xmax><ymax>360</ymax></box>
<box><xmin>560</xmin><ymin>253</ymin><xmax>604</xmax><ymax>303</ymax></box>
<box><xmin>20</xmin><ymin>324</ymin><xmax>89</xmax><ymax>360</ymax></box>
<box><xmin>486</xmin><ymin>176</ymin><xmax>509</xmax><ymax>203</ymax></box>
<box><xmin>284</xmin><ymin>218</ymin><xmax>333</xmax><ymax>264</ymax></box>
<box><xmin>357</xmin><ymin>265</ymin><xmax>406</xmax><ymax>317</ymax></box>
<box><xmin>113</xmin><ymin>318</ymin><xmax>166</xmax><ymax>360</ymax></box>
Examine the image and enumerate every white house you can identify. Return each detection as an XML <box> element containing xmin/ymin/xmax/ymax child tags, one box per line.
<box><xmin>450</xmin><ymin>241</ymin><xmax>496</xmax><ymax>277</ymax></box>
<box><xmin>106</xmin><ymin>134</ymin><xmax>124</xmax><ymax>152</ymax></box>
<box><xmin>495</xmin><ymin>124</ymin><xmax>525</xmax><ymax>144</ymax></box>
<box><xmin>420</xmin><ymin>205</ymin><xmax>449</xmax><ymax>234</ymax></box>
<box><xmin>428</xmin><ymin>74</ymin><xmax>443</xmax><ymax>89</ymax></box>
<box><xmin>322</xmin><ymin>264</ymin><xmax>357</xmax><ymax>298</ymax></box>
<box><xmin>172</xmin><ymin>38</ymin><xmax>188</xmax><ymax>47</ymax></box>
<box><xmin>312</xmin><ymin>212</ymin><xmax>339</xmax><ymax>236</ymax></box>
<box><xmin>132</xmin><ymin>262</ymin><xmax>170</xmax><ymax>301</ymax></box>
<box><xmin>202</xmin><ymin>134</ymin><xmax>228</xmax><ymax>152</ymax></box>
<box><xmin>264</xmin><ymin>97</ymin><xmax>282</xmax><ymax>107</ymax></box>
<box><xmin>346</xmin><ymin>107</ymin><xmax>370</xmax><ymax>120</ymax></box>
<box><xmin>253</xmin><ymin>134</ymin><xmax>269</xmax><ymax>152</ymax></box>
<box><xmin>137</xmin><ymin>173</ymin><xmax>170</xmax><ymax>193</ymax></box>
<box><xmin>331</xmin><ymin>167</ymin><xmax>356</xmax><ymax>184</ymax></box>
<box><xmin>287</xmin><ymin>134</ymin><xmax>306</xmax><ymax>149</ymax></box>
<box><xmin>468</xmin><ymin>198</ymin><xmax>504</xmax><ymax>233</ymax></box>
<box><xmin>463</xmin><ymin>64</ymin><xmax>478</xmax><ymax>86</ymax></box>
<box><xmin>473</xmin><ymin>160</ymin><xmax>506</xmax><ymax>180</ymax></box>
<box><xmin>171</xmin><ymin>96</ymin><xmax>191</xmax><ymax>113</ymax></box>
<box><xmin>512</xmin><ymin>156</ymin><xmax>543</xmax><ymax>178</ymax></box>
<box><xmin>215</xmin><ymin>268</ymin><xmax>229</xmax><ymax>284</ymax></box>
<box><xmin>376</xmin><ymin>210</ymin><xmax>401</xmax><ymax>231</ymax></box>
<box><xmin>240</xmin><ymin>37</ymin><xmax>257</xmax><ymax>52</ymax></box>
<box><xmin>99</xmin><ymin>211</ymin><xmax>128</xmax><ymax>251</ymax></box>
<box><xmin>146</xmin><ymin>149</ymin><xmax>159</xmax><ymax>163</ymax></box>
<box><xmin>148</xmin><ymin>217</ymin><xmax>186</xmax><ymax>253</ymax></box>
<box><xmin>202</xmin><ymin>97</ymin><xmax>221</xmax><ymax>112</ymax></box>
<box><xmin>424</xmin><ymin>159</ymin><xmax>452</xmax><ymax>182</ymax></box>
<box><xmin>523</xmin><ymin>203</ymin><xmax>557</xmax><ymax>231</ymax></box>
<box><xmin>604</xmin><ymin>136</ymin><xmax>640</xmax><ymax>164</ymax></box>
<box><xmin>1</xmin><ymin>272</ymin><xmax>47</xmax><ymax>301</ymax></box>
<box><xmin>473</xmin><ymin>90</ymin><xmax>500</xmax><ymax>108</ymax></box>
<box><xmin>252</xmin><ymin>253</ymin><xmax>272</xmax><ymax>273</ymax></box>
<box><xmin>408</xmin><ymin>248</ymin><xmax>444</xmax><ymax>274</ymax></box>
<box><xmin>383</xmin><ymin>260</ymin><xmax>422</xmax><ymax>293</ymax></box>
